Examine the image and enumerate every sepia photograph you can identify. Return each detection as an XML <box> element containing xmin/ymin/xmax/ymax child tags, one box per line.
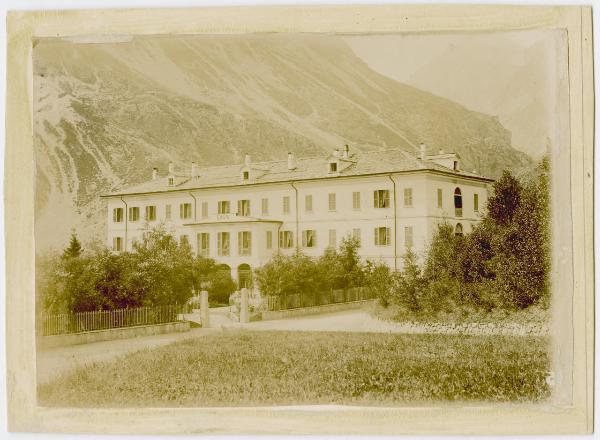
<box><xmin>34</xmin><ymin>29</ymin><xmax>559</xmax><ymax>407</ymax></box>
<box><xmin>4</xmin><ymin>4</ymin><xmax>594</xmax><ymax>435</ymax></box>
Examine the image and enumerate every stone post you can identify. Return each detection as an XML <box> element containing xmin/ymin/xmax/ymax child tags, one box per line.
<box><xmin>200</xmin><ymin>290</ymin><xmax>210</xmax><ymax>328</ymax></box>
<box><xmin>240</xmin><ymin>288</ymin><xmax>249</xmax><ymax>324</ymax></box>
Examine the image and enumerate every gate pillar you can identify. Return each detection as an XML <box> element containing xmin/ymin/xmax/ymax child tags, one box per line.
<box><xmin>200</xmin><ymin>290</ymin><xmax>210</xmax><ymax>328</ymax></box>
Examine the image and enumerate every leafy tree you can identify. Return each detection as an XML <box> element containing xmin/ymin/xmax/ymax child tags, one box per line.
<box><xmin>364</xmin><ymin>260</ymin><xmax>395</xmax><ymax>307</ymax></box>
<box><xmin>487</xmin><ymin>170</ymin><xmax>522</xmax><ymax>226</ymax></box>
<box><xmin>393</xmin><ymin>248</ymin><xmax>425</xmax><ymax>312</ymax></box>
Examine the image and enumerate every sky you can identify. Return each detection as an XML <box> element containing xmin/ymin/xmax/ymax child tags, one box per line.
<box><xmin>344</xmin><ymin>30</ymin><xmax>567</xmax><ymax>159</ymax></box>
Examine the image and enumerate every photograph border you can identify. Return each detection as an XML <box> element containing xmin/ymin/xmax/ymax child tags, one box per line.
<box><xmin>5</xmin><ymin>4</ymin><xmax>594</xmax><ymax>434</ymax></box>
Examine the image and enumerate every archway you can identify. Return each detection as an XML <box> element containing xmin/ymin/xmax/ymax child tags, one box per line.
<box><xmin>454</xmin><ymin>187</ymin><xmax>463</xmax><ymax>217</ymax></box>
<box><xmin>238</xmin><ymin>263</ymin><xmax>252</xmax><ymax>288</ymax></box>
<box><xmin>455</xmin><ymin>223</ymin><xmax>463</xmax><ymax>237</ymax></box>
<box><xmin>216</xmin><ymin>264</ymin><xmax>231</xmax><ymax>277</ymax></box>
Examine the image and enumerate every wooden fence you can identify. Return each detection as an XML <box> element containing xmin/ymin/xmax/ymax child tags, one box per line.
<box><xmin>38</xmin><ymin>304</ymin><xmax>183</xmax><ymax>336</ymax></box>
<box><xmin>266</xmin><ymin>287</ymin><xmax>375</xmax><ymax>311</ymax></box>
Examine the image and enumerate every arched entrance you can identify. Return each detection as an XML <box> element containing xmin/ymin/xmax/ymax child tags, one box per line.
<box><xmin>454</xmin><ymin>187</ymin><xmax>463</xmax><ymax>217</ymax></box>
<box><xmin>455</xmin><ymin>223</ymin><xmax>464</xmax><ymax>237</ymax></box>
<box><xmin>238</xmin><ymin>263</ymin><xmax>252</xmax><ymax>288</ymax></box>
<box><xmin>216</xmin><ymin>264</ymin><xmax>231</xmax><ymax>277</ymax></box>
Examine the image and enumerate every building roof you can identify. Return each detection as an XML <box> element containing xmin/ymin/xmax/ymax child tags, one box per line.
<box><xmin>103</xmin><ymin>148</ymin><xmax>493</xmax><ymax>198</ymax></box>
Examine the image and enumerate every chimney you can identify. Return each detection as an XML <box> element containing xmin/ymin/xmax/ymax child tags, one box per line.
<box><xmin>191</xmin><ymin>162</ymin><xmax>199</xmax><ymax>178</ymax></box>
<box><xmin>287</xmin><ymin>152</ymin><xmax>297</xmax><ymax>170</ymax></box>
<box><xmin>168</xmin><ymin>161</ymin><xmax>175</xmax><ymax>175</ymax></box>
<box><xmin>343</xmin><ymin>144</ymin><xmax>350</xmax><ymax>159</ymax></box>
<box><xmin>419</xmin><ymin>143</ymin><xmax>426</xmax><ymax>160</ymax></box>
<box><xmin>152</xmin><ymin>167</ymin><xmax>158</xmax><ymax>180</ymax></box>
<box><xmin>244</xmin><ymin>154</ymin><xmax>251</xmax><ymax>167</ymax></box>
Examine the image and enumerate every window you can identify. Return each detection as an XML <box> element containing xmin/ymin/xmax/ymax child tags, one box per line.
<box><xmin>242</xmin><ymin>171</ymin><xmax>249</xmax><ymax>180</ymax></box>
<box><xmin>404</xmin><ymin>226</ymin><xmax>413</xmax><ymax>248</ymax></box>
<box><xmin>374</xmin><ymin>227</ymin><xmax>391</xmax><ymax>246</ymax></box>
<box><xmin>180</xmin><ymin>235</ymin><xmax>190</xmax><ymax>247</ymax></box>
<box><xmin>352</xmin><ymin>192</ymin><xmax>361</xmax><ymax>210</ymax></box>
<box><xmin>305</xmin><ymin>194</ymin><xmax>313</xmax><ymax>212</ymax></box>
<box><xmin>328</xmin><ymin>193</ymin><xmax>336</xmax><ymax>211</ymax></box>
<box><xmin>217</xmin><ymin>232</ymin><xmax>230</xmax><ymax>256</ymax></box>
<box><xmin>403</xmin><ymin>188</ymin><xmax>413</xmax><ymax>207</ymax></box>
<box><xmin>201</xmin><ymin>202</ymin><xmax>208</xmax><ymax>218</ymax></box>
<box><xmin>180</xmin><ymin>203</ymin><xmax>192</xmax><ymax>219</ymax></box>
<box><xmin>261</xmin><ymin>198</ymin><xmax>269</xmax><ymax>215</ymax></box>
<box><xmin>112</xmin><ymin>208</ymin><xmax>123</xmax><ymax>223</ymax></box>
<box><xmin>453</xmin><ymin>161</ymin><xmax>459</xmax><ymax>171</ymax></box>
<box><xmin>266</xmin><ymin>231</ymin><xmax>273</xmax><ymax>249</ymax></box>
<box><xmin>128</xmin><ymin>207</ymin><xmax>140</xmax><ymax>222</ymax></box>
<box><xmin>454</xmin><ymin>187</ymin><xmax>463</xmax><ymax>217</ymax></box>
<box><xmin>218</xmin><ymin>200</ymin><xmax>230</xmax><ymax>215</ymax></box>
<box><xmin>302</xmin><ymin>230</ymin><xmax>316</xmax><ymax>248</ymax></box>
<box><xmin>237</xmin><ymin>199</ymin><xmax>250</xmax><ymax>216</ymax></box>
<box><xmin>279</xmin><ymin>231</ymin><xmax>294</xmax><ymax>249</ymax></box>
<box><xmin>238</xmin><ymin>231</ymin><xmax>252</xmax><ymax>256</ymax></box>
<box><xmin>165</xmin><ymin>204</ymin><xmax>172</xmax><ymax>220</ymax></box>
<box><xmin>328</xmin><ymin>229</ymin><xmax>337</xmax><ymax>248</ymax></box>
<box><xmin>283</xmin><ymin>196</ymin><xmax>290</xmax><ymax>214</ymax></box>
<box><xmin>374</xmin><ymin>190</ymin><xmax>390</xmax><ymax>208</ymax></box>
<box><xmin>197</xmin><ymin>233</ymin><xmax>210</xmax><ymax>257</ymax></box>
<box><xmin>145</xmin><ymin>205</ymin><xmax>156</xmax><ymax>221</ymax></box>
<box><xmin>474</xmin><ymin>193</ymin><xmax>479</xmax><ymax>212</ymax></box>
<box><xmin>455</xmin><ymin>223</ymin><xmax>464</xmax><ymax>237</ymax></box>
<box><xmin>352</xmin><ymin>228</ymin><xmax>361</xmax><ymax>246</ymax></box>
<box><xmin>437</xmin><ymin>188</ymin><xmax>443</xmax><ymax>208</ymax></box>
<box><xmin>112</xmin><ymin>236</ymin><xmax>123</xmax><ymax>252</ymax></box>
<box><xmin>329</xmin><ymin>162</ymin><xmax>338</xmax><ymax>173</ymax></box>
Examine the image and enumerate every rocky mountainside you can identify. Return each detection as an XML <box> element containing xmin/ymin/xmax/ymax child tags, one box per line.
<box><xmin>33</xmin><ymin>34</ymin><xmax>532</xmax><ymax>252</ymax></box>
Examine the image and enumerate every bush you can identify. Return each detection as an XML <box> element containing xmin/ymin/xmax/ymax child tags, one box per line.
<box><xmin>207</xmin><ymin>270</ymin><xmax>237</xmax><ymax>305</ymax></box>
<box><xmin>37</xmin><ymin>226</ymin><xmax>231</xmax><ymax>313</ymax></box>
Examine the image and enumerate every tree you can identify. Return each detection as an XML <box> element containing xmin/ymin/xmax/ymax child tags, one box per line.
<box><xmin>130</xmin><ymin>226</ymin><xmax>195</xmax><ymax>306</ymax></box>
<box><xmin>393</xmin><ymin>248</ymin><xmax>425</xmax><ymax>312</ymax></box>
<box><xmin>487</xmin><ymin>170</ymin><xmax>522</xmax><ymax>226</ymax></box>
<box><xmin>62</xmin><ymin>232</ymin><xmax>83</xmax><ymax>259</ymax></box>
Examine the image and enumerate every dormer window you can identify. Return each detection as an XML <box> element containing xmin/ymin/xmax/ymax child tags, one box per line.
<box><xmin>243</xmin><ymin>171</ymin><xmax>249</xmax><ymax>180</ymax></box>
<box><xmin>329</xmin><ymin>162</ymin><xmax>338</xmax><ymax>173</ymax></box>
<box><xmin>453</xmin><ymin>161</ymin><xmax>459</xmax><ymax>171</ymax></box>
<box><xmin>168</xmin><ymin>177</ymin><xmax>174</xmax><ymax>186</ymax></box>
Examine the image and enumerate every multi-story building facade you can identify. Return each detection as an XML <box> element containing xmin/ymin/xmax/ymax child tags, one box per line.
<box><xmin>102</xmin><ymin>145</ymin><xmax>493</xmax><ymax>287</ymax></box>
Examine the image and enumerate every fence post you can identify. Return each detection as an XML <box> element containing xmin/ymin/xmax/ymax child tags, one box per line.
<box><xmin>240</xmin><ymin>288</ymin><xmax>249</xmax><ymax>324</ymax></box>
<box><xmin>200</xmin><ymin>290</ymin><xmax>210</xmax><ymax>328</ymax></box>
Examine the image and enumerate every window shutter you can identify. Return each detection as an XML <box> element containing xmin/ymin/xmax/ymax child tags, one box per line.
<box><xmin>386</xmin><ymin>228</ymin><xmax>391</xmax><ymax>245</ymax></box>
<box><xmin>385</xmin><ymin>190</ymin><xmax>390</xmax><ymax>207</ymax></box>
<box><xmin>179</xmin><ymin>204</ymin><xmax>184</xmax><ymax>218</ymax></box>
<box><xmin>373</xmin><ymin>191</ymin><xmax>379</xmax><ymax>208</ymax></box>
<box><xmin>374</xmin><ymin>228</ymin><xmax>379</xmax><ymax>246</ymax></box>
<box><xmin>113</xmin><ymin>209</ymin><xmax>117</xmax><ymax>222</ymax></box>
<box><xmin>237</xmin><ymin>200</ymin><xmax>242</xmax><ymax>215</ymax></box>
<box><xmin>279</xmin><ymin>231</ymin><xmax>283</xmax><ymax>248</ymax></box>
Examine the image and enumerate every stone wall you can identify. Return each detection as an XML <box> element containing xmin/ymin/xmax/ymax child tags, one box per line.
<box><xmin>261</xmin><ymin>299</ymin><xmax>377</xmax><ymax>321</ymax></box>
<box><xmin>38</xmin><ymin>321</ymin><xmax>191</xmax><ymax>349</ymax></box>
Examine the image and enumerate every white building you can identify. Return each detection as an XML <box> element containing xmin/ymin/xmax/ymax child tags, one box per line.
<box><xmin>101</xmin><ymin>145</ymin><xmax>493</xmax><ymax>286</ymax></box>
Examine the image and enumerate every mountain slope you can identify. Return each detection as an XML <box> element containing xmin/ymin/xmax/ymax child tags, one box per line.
<box><xmin>33</xmin><ymin>34</ymin><xmax>532</xmax><ymax>252</ymax></box>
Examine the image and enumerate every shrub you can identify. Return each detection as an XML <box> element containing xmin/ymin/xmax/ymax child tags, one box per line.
<box><xmin>364</xmin><ymin>260</ymin><xmax>395</xmax><ymax>307</ymax></box>
<box><xmin>207</xmin><ymin>270</ymin><xmax>237</xmax><ymax>305</ymax></box>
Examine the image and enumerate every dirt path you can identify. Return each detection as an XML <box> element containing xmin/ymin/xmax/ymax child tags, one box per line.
<box><xmin>36</xmin><ymin>327</ymin><xmax>221</xmax><ymax>385</ymax></box>
<box><xmin>38</xmin><ymin>307</ymin><xmax>546</xmax><ymax>385</ymax></box>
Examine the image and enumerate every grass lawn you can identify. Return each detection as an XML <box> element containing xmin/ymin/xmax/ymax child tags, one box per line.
<box><xmin>38</xmin><ymin>330</ymin><xmax>550</xmax><ymax>407</ymax></box>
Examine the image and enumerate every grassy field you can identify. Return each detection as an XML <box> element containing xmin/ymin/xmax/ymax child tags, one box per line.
<box><xmin>38</xmin><ymin>330</ymin><xmax>550</xmax><ymax>407</ymax></box>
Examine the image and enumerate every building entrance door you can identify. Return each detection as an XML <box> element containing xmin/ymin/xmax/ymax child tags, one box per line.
<box><xmin>238</xmin><ymin>264</ymin><xmax>252</xmax><ymax>288</ymax></box>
